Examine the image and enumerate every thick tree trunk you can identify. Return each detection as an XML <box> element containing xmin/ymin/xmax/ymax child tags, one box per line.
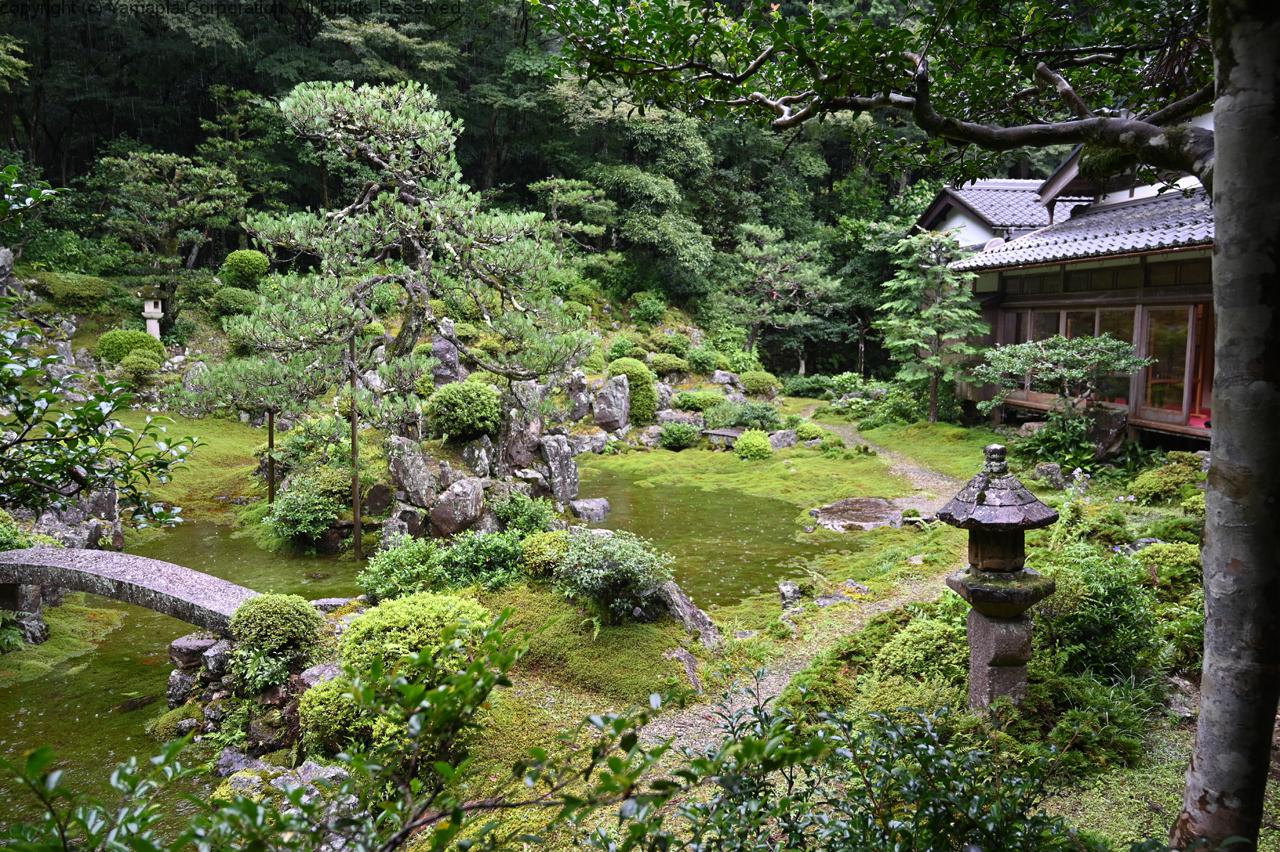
<box><xmin>349</xmin><ymin>336</ymin><xmax>364</xmax><ymax>561</ymax></box>
<box><xmin>1172</xmin><ymin>2</ymin><xmax>1280</xmax><ymax>846</ymax></box>
<box><xmin>267</xmin><ymin>409</ymin><xmax>276</xmax><ymax>505</ymax></box>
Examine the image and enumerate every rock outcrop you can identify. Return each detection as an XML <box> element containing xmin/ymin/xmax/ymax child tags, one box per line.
<box><xmin>659</xmin><ymin>581</ymin><xmax>722</xmax><ymax>649</ymax></box>
<box><xmin>593</xmin><ymin>374</ymin><xmax>630</xmax><ymax>432</ymax></box>
<box><xmin>498</xmin><ymin>380</ymin><xmax>546</xmax><ymax>474</ymax></box>
<box><xmin>569</xmin><ymin>497</ymin><xmax>610</xmax><ymax>521</ymax></box>
<box><xmin>540</xmin><ymin>435</ymin><xmax>579</xmax><ymax>502</ymax></box>
<box><xmin>429</xmin><ymin>477</ymin><xmax>485</xmax><ymax>535</ymax></box>
<box><xmin>430</xmin><ymin>318</ymin><xmax>469</xmax><ymax>386</ymax></box>
<box><xmin>386</xmin><ymin>436</ymin><xmax>438</xmax><ymax>508</ymax></box>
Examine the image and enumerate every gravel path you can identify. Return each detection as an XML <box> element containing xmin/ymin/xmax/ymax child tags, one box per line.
<box><xmin>641</xmin><ymin>416</ymin><xmax>965</xmax><ymax>753</ymax></box>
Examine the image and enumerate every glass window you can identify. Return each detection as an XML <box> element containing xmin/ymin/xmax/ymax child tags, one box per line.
<box><xmin>1190</xmin><ymin>304</ymin><xmax>1213</xmax><ymax>428</ymax></box>
<box><xmin>1144</xmin><ymin>307</ymin><xmax>1190</xmax><ymax>413</ymax></box>
<box><xmin>1098</xmin><ymin>309</ymin><xmax>1135</xmax><ymax>343</ymax></box>
<box><xmin>1065</xmin><ymin>311</ymin><xmax>1096</xmax><ymax>339</ymax></box>
<box><xmin>1031</xmin><ymin>311</ymin><xmax>1060</xmax><ymax>340</ymax></box>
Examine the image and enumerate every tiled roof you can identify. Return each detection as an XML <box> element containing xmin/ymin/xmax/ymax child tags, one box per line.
<box><xmin>952</xmin><ymin>188</ymin><xmax>1212</xmax><ymax>272</ymax></box>
<box><xmin>944</xmin><ymin>179</ymin><xmax>1059</xmax><ymax>229</ymax></box>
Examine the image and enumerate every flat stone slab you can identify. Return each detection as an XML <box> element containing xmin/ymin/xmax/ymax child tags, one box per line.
<box><xmin>0</xmin><ymin>547</ymin><xmax>258</xmax><ymax>634</ymax></box>
<box><xmin>809</xmin><ymin>497</ymin><xmax>901</xmax><ymax>532</ymax></box>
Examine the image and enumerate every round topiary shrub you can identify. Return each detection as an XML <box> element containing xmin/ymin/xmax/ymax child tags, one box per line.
<box><xmin>229</xmin><ymin>593</ymin><xmax>323</xmax><ymax>659</ymax></box>
<box><xmin>119</xmin><ymin>350</ymin><xmax>162</xmax><ymax>385</ymax></box>
<box><xmin>673</xmin><ymin>390</ymin><xmax>724</xmax><ymax>412</ymax></box>
<box><xmin>298</xmin><ymin>675</ymin><xmax>372</xmax><ymax>755</ymax></box>
<box><xmin>555</xmin><ymin>529</ymin><xmax>673</xmax><ymax>623</ymax></box>
<box><xmin>651</xmin><ymin>331</ymin><xmax>691</xmax><ymax>356</ymax></box>
<box><xmin>870</xmin><ymin>618</ymin><xmax>968</xmax><ymax>685</ymax></box>
<box><xmin>739</xmin><ymin>370</ymin><xmax>780</xmax><ymax>397</ymax></box>
<box><xmin>95</xmin><ymin>329</ymin><xmax>165</xmax><ymax>364</ymax></box>
<box><xmin>795</xmin><ymin>421</ymin><xmax>825</xmax><ymax>441</ymax></box>
<box><xmin>658</xmin><ymin>421</ymin><xmax>701</xmax><ymax>451</ymax></box>
<box><xmin>210</xmin><ymin>286</ymin><xmax>258</xmax><ymax>318</ymax></box>
<box><xmin>734</xmin><ymin>429</ymin><xmax>773</xmax><ymax>461</ymax></box>
<box><xmin>608</xmin><ymin>357</ymin><xmax>657</xmax><ymax>424</ymax></box>
<box><xmin>686</xmin><ymin>346</ymin><xmax>721</xmax><ymax>375</ymax></box>
<box><xmin>424</xmin><ymin>380</ymin><xmax>501</xmax><ymax>441</ymax></box>
<box><xmin>339</xmin><ymin>592</ymin><xmax>490</xmax><ymax>679</ymax></box>
<box><xmin>648</xmin><ymin>353</ymin><xmax>689</xmax><ymax>377</ymax></box>
<box><xmin>630</xmin><ymin>290</ymin><xmax>666</xmax><ymax>326</ymax></box>
<box><xmin>218</xmin><ymin>249</ymin><xmax>270</xmax><ymax>290</ymax></box>
<box><xmin>607</xmin><ymin>334</ymin><xmax>643</xmax><ymax>363</ymax></box>
<box><xmin>520</xmin><ymin>529</ymin><xmax>569</xmax><ymax>576</ymax></box>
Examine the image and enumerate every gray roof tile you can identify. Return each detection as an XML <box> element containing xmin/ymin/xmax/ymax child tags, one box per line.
<box><xmin>944</xmin><ymin>179</ymin><xmax>1060</xmax><ymax>229</ymax></box>
<box><xmin>952</xmin><ymin>188</ymin><xmax>1212</xmax><ymax>272</ymax></box>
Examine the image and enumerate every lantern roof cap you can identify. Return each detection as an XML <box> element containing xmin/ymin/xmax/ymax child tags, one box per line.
<box><xmin>937</xmin><ymin>444</ymin><xmax>1059</xmax><ymax>530</ymax></box>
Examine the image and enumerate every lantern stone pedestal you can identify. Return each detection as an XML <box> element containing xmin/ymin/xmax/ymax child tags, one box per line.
<box><xmin>142</xmin><ymin>298</ymin><xmax>164</xmax><ymax>340</ymax></box>
<box><xmin>938</xmin><ymin>445</ymin><xmax>1058</xmax><ymax>710</ymax></box>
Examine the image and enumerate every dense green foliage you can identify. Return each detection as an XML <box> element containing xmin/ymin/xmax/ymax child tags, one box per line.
<box><xmin>738</xmin><ymin>370</ymin><xmax>779</xmax><ymax>397</ymax></box>
<box><xmin>218</xmin><ymin>249</ymin><xmax>270</xmax><ymax>289</ymax></box>
<box><xmin>734</xmin><ymin>429</ymin><xmax>774</xmax><ymax>461</ymax></box>
<box><xmin>338</xmin><ymin>592</ymin><xmax>489</xmax><ymax>680</ymax></box>
<box><xmin>490</xmin><ymin>492</ymin><xmax>556</xmax><ymax>537</ymax></box>
<box><xmin>672</xmin><ymin>390</ymin><xmax>724</xmax><ymax>412</ymax></box>
<box><xmin>658</xmin><ymin>422</ymin><xmax>702</xmax><ymax>451</ymax></box>
<box><xmin>95</xmin><ymin>329</ymin><xmax>166</xmax><ymax>364</ymax></box>
<box><xmin>704</xmin><ymin>401</ymin><xmax>782</xmax><ymax>431</ymax></box>
<box><xmin>608</xmin><ymin>357</ymin><xmax>657</xmax><ymax>424</ymax></box>
<box><xmin>424</xmin><ymin>381</ymin><xmax>502</xmax><ymax>441</ymax></box>
<box><xmin>556</xmin><ymin>529</ymin><xmax>673</xmax><ymax>623</ymax></box>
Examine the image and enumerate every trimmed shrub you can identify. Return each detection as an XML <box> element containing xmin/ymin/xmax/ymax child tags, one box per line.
<box><xmin>607</xmin><ymin>334</ymin><xmax>643</xmax><ymax>363</ymax></box>
<box><xmin>608</xmin><ymin>357</ymin><xmax>657</xmax><ymax>424</ymax></box>
<box><xmin>648</xmin><ymin>353</ymin><xmax>689</xmax><ymax>377</ymax></box>
<box><xmin>265</xmin><ymin>475</ymin><xmax>343</xmax><ymax>542</ymax></box>
<box><xmin>870</xmin><ymin>618</ymin><xmax>967</xmax><ymax>685</ymax></box>
<box><xmin>705</xmin><ymin>400</ymin><xmax>782</xmax><ymax>431</ymax></box>
<box><xmin>795</xmin><ymin>421</ymin><xmax>825</xmax><ymax>441</ymax></box>
<box><xmin>1136</xmin><ymin>541</ymin><xmax>1202</xmax><ymax>601</ymax></box>
<box><xmin>210</xmin><ymin>286</ymin><xmax>258</xmax><ymax>318</ymax></box>
<box><xmin>95</xmin><ymin>329</ymin><xmax>165</xmax><ymax>364</ymax></box>
<box><xmin>686</xmin><ymin>346</ymin><xmax>726</xmax><ymax>374</ymax></box>
<box><xmin>298</xmin><ymin>675</ymin><xmax>371</xmax><ymax>755</ymax></box>
<box><xmin>521</xmin><ymin>530</ymin><xmax>569</xmax><ymax>576</ymax></box>
<box><xmin>359</xmin><ymin>535</ymin><xmax>445</xmax><ymax>602</ymax></box>
<box><xmin>229</xmin><ymin>646</ymin><xmax>293</xmax><ymax>693</ymax></box>
<box><xmin>1180</xmin><ymin>492</ymin><xmax>1206</xmax><ymax>519</ymax></box>
<box><xmin>30</xmin><ymin>270</ymin><xmax>114</xmax><ymax>311</ymax></box>
<box><xmin>119</xmin><ymin>350</ymin><xmax>162</xmax><ymax>385</ymax></box>
<box><xmin>556</xmin><ymin>529</ymin><xmax>673</xmax><ymax>623</ymax></box>
<box><xmin>1130</xmin><ymin>452</ymin><xmax>1204</xmax><ymax>504</ymax></box>
<box><xmin>781</xmin><ymin>374</ymin><xmax>834</xmax><ymax>397</ymax></box>
<box><xmin>218</xmin><ymin>249</ymin><xmax>270</xmax><ymax>289</ymax></box>
<box><xmin>491</xmin><ymin>492</ymin><xmax>555</xmax><ymax>536</ymax></box>
<box><xmin>658</xmin><ymin>422</ymin><xmax>701</xmax><ymax>451</ymax></box>
<box><xmin>229</xmin><ymin>593</ymin><xmax>322</xmax><ymax>659</ymax></box>
<box><xmin>739</xmin><ymin>370</ymin><xmax>779</xmax><ymax>397</ymax></box>
<box><xmin>673</xmin><ymin>390</ymin><xmax>724</xmax><ymax>412</ymax></box>
<box><xmin>651</xmin><ymin>331</ymin><xmax>691</xmax><ymax>356</ymax></box>
<box><xmin>339</xmin><ymin>592</ymin><xmax>489</xmax><ymax>679</ymax></box>
<box><xmin>424</xmin><ymin>380</ymin><xmax>501</xmax><ymax>441</ymax></box>
<box><xmin>734</xmin><ymin>429</ymin><xmax>773</xmax><ymax>460</ymax></box>
<box><xmin>436</xmin><ymin>530</ymin><xmax>524</xmax><ymax>590</ymax></box>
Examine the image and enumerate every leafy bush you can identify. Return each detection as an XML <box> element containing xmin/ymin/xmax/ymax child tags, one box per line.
<box><xmin>229</xmin><ymin>646</ymin><xmax>294</xmax><ymax>694</ymax></box>
<box><xmin>781</xmin><ymin>374</ymin><xmax>833</xmax><ymax>397</ymax></box>
<box><xmin>672</xmin><ymin>390</ymin><xmax>723</xmax><ymax>412</ymax></box>
<box><xmin>424</xmin><ymin>380</ymin><xmax>501</xmax><ymax>441</ymax></box>
<box><xmin>212</xmin><ymin>284</ymin><xmax>261</xmax><ymax>317</ymax></box>
<box><xmin>1011</xmin><ymin>411</ymin><xmax>1096</xmax><ymax>472</ymax></box>
<box><xmin>607</xmin><ymin>334</ymin><xmax>643</xmax><ymax>362</ymax></box>
<box><xmin>490</xmin><ymin>492</ymin><xmax>555</xmax><ymax>536</ymax></box>
<box><xmin>608</xmin><ymin>357</ymin><xmax>657</xmax><ymax>423</ymax></box>
<box><xmin>686</xmin><ymin>346</ymin><xmax>726</xmax><ymax>374</ymax></box>
<box><xmin>1180</xmin><ymin>492</ymin><xmax>1206</xmax><ymax>519</ymax></box>
<box><xmin>658</xmin><ymin>421</ymin><xmax>701</xmax><ymax>450</ymax></box>
<box><xmin>95</xmin><ymin>328</ymin><xmax>165</xmax><ymax>364</ymax></box>
<box><xmin>651</xmin><ymin>331</ymin><xmax>690</xmax><ymax>356</ymax></box>
<box><xmin>1130</xmin><ymin>452</ymin><xmax>1204</xmax><ymax>504</ymax></box>
<box><xmin>630</xmin><ymin>290</ymin><xmax>666</xmax><ymax>326</ymax></box>
<box><xmin>856</xmin><ymin>379</ymin><xmax>960</xmax><ymax>429</ymax></box>
<box><xmin>0</xmin><ymin>510</ymin><xmax>32</xmax><ymax>552</ymax></box>
<box><xmin>794</xmin><ymin>421</ymin><xmax>825</xmax><ymax>441</ymax></box>
<box><xmin>229</xmin><ymin>593</ymin><xmax>322</xmax><ymax>660</ymax></box>
<box><xmin>739</xmin><ymin>370</ymin><xmax>779</xmax><ymax>396</ymax></box>
<box><xmin>556</xmin><ymin>529</ymin><xmax>673</xmax><ymax>623</ymax></box>
<box><xmin>705</xmin><ymin>400</ymin><xmax>781</xmax><ymax>431</ymax></box>
<box><xmin>734</xmin><ymin>429</ymin><xmax>773</xmax><ymax>460</ymax></box>
<box><xmin>265</xmin><ymin>476</ymin><xmax>343</xmax><ymax>542</ymax></box>
<box><xmin>648</xmin><ymin>353</ymin><xmax>688</xmax><ymax>376</ymax></box>
<box><xmin>359</xmin><ymin>535</ymin><xmax>445</xmax><ymax>602</ymax></box>
<box><xmin>1048</xmin><ymin>496</ymin><xmax>1132</xmax><ymax>548</ymax></box>
<box><xmin>339</xmin><ymin>592</ymin><xmax>489</xmax><ymax>679</ymax></box>
<box><xmin>218</xmin><ymin>249</ymin><xmax>270</xmax><ymax>289</ymax></box>
<box><xmin>29</xmin><ymin>270</ymin><xmax>114</xmax><ymax>311</ymax></box>
<box><xmin>520</xmin><ymin>530</ymin><xmax>569</xmax><ymax>576</ymax></box>
<box><xmin>1158</xmin><ymin>589</ymin><xmax>1204</xmax><ymax>673</ymax></box>
<box><xmin>298</xmin><ymin>675</ymin><xmax>371</xmax><ymax>755</ymax></box>
<box><xmin>1142</xmin><ymin>514</ymin><xmax>1203</xmax><ymax>545</ymax></box>
<box><xmin>437</xmin><ymin>530</ymin><xmax>524</xmax><ymax>590</ymax></box>
<box><xmin>1136</xmin><ymin>541</ymin><xmax>1201</xmax><ymax>601</ymax></box>
<box><xmin>119</xmin><ymin>351</ymin><xmax>162</xmax><ymax>385</ymax></box>
<box><xmin>870</xmin><ymin>618</ymin><xmax>967</xmax><ymax>685</ymax></box>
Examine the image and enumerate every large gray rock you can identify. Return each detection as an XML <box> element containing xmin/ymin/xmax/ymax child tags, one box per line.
<box><xmin>659</xmin><ymin>581</ymin><xmax>722</xmax><ymax>649</ymax></box>
<box><xmin>1033</xmin><ymin>462</ymin><xmax>1066</xmax><ymax>490</ymax></box>
<box><xmin>202</xmin><ymin>639</ymin><xmax>234</xmax><ymax>677</ymax></box>
<box><xmin>498</xmin><ymin>380</ymin><xmax>546</xmax><ymax>475</ymax></box>
<box><xmin>569</xmin><ymin>428</ymin><xmax>609</xmax><ymax>455</ymax></box>
<box><xmin>711</xmin><ymin>370</ymin><xmax>741</xmax><ymax>388</ymax></box>
<box><xmin>429</xmin><ymin>477</ymin><xmax>485</xmax><ymax>535</ymax></box>
<box><xmin>569</xmin><ymin>497</ymin><xmax>610</xmax><ymax>521</ymax></box>
<box><xmin>170</xmin><ymin>633</ymin><xmax>217</xmax><ymax>670</ymax></box>
<box><xmin>566</xmin><ymin>370</ymin><xmax>593</xmax><ymax>421</ymax></box>
<box><xmin>33</xmin><ymin>486</ymin><xmax>123</xmax><ymax>550</ymax></box>
<box><xmin>656</xmin><ymin>382</ymin><xmax>673</xmax><ymax>411</ymax></box>
<box><xmin>462</xmin><ymin>435</ymin><xmax>495</xmax><ymax>477</ymax></box>
<box><xmin>540</xmin><ymin>435</ymin><xmax>579</xmax><ymax>502</ymax></box>
<box><xmin>768</xmin><ymin>429</ymin><xmax>797</xmax><ymax>450</ymax></box>
<box><xmin>593</xmin><ymin>374</ymin><xmax>630</xmax><ymax>432</ymax></box>
<box><xmin>299</xmin><ymin>661</ymin><xmax>342</xmax><ymax>690</ymax></box>
<box><xmin>386</xmin><ymin>436</ymin><xmax>438</xmax><ymax>508</ymax></box>
<box><xmin>216</xmin><ymin>747</ymin><xmax>270</xmax><ymax>778</ymax></box>
<box><xmin>810</xmin><ymin>497</ymin><xmax>901</xmax><ymax>532</ymax></box>
<box><xmin>635</xmin><ymin>425</ymin><xmax>663</xmax><ymax>449</ymax></box>
<box><xmin>167</xmin><ymin>669</ymin><xmax>197</xmax><ymax>708</ymax></box>
<box><xmin>431</xmin><ymin>318</ymin><xmax>469</xmax><ymax>386</ymax></box>
<box><xmin>658</xmin><ymin>409</ymin><xmax>704</xmax><ymax>427</ymax></box>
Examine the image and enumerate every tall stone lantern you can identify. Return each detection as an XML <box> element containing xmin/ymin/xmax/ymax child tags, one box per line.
<box><xmin>142</xmin><ymin>297</ymin><xmax>164</xmax><ymax>340</ymax></box>
<box><xmin>938</xmin><ymin>444</ymin><xmax>1058</xmax><ymax>710</ymax></box>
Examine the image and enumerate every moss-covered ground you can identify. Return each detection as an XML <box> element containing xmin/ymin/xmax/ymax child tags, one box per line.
<box><xmin>0</xmin><ymin>597</ymin><xmax>127</xmax><ymax>689</ymax></box>
<box><xmin>859</xmin><ymin>421</ymin><xmax>1005</xmax><ymax>481</ymax></box>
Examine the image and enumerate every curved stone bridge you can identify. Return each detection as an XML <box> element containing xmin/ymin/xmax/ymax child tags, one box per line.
<box><xmin>0</xmin><ymin>547</ymin><xmax>258</xmax><ymax>634</ymax></box>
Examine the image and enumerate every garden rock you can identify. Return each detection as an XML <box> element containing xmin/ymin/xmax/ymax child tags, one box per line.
<box><xmin>656</xmin><ymin>381</ymin><xmax>673</xmax><ymax>410</ymax></box>
<box><xmin>778</xmin><ymin>580</ymin><xmax>803</xmax><ymax>610</ymax></box>
<box><xmin>380</xmin><ymin>503</ymin><xmax>424</xmax><ymax>547</ymax></box>
<box><xmin>182</xmin><ymin>361</ymin><xmax>209</xmax><ymax>394</ymax></box>
<box><xmin>725</xmin><ymin>388</ymin><xmax>747</xmax><ymax>404</ymax></box>
<box><xmin>664</xmin><ymin>647</ymin><xmax>703</xmax><ymax>693</ymax></box>
<box><xmin>170</xmin><ymin>633</ymin><xmax>217</xmax><ymax>670</ymax></box>
<box><xmin>430</xmin><ymin>319</ymin><xmax>469</xmax><ymax>386</ymax></box>
<box><xmin>810</xmin><ymin>497</ymin><xmax>901</xmax><ymax>532</ymax></box>
<box><xmin>659</xmin><ymin>581</ymin><xmax>722</xmax><ymax>649</ymax></box>
<box><xmin>540</xmin><ymin>434</ymin><xmax>580</xmax><ymax>501</ymax></box>
<box><xmin>386</xmin><ymin>436</ymin><xmax>438</xmax><ymax>508</ymax></box>
<box><xmin>566</xmin><ymin>370</ymin><xmax>593</xmax><ymax>420</ymax></box>
<box><xmin>309</xmin><ymin>598</ymin><xmax>352</xmax><ymax>613</ymax></box>
<box><xmin>711</xmin><ymin>370</ymin><xmax>740</xmax><ymax>388</ymax></box>
<box><xmin>202</xmin><ymin>639</ymin><xmax>234</xmax><ymax>678</ymax></box>
<box><xmin>593</xmin><ymin>374</ymin><xmax>630</xmax><ymax>432</ymax></box>
<box><xmin>246</xmin><ymin>708</ymin><xmax>289</xmax><ymax>754</ymax></box>
<box><xmin>498</xmin><ymin>380</ymin><xmax>546</xmax><ymax>474</ymax></box>
<box><xmin>462</xmin><ymin>435</ymin><xmax>495</xmax><ymax>477</ymax></box>
<box><xmin>569</xmin><ymin>428</ymin><xmax>608</xmax><ymax>455</ymax></box>
<box><xmin>16</xmin><ymin>612</ymin><xmax>48</xmax><ymax>644</ymax></box>
<box><xmin>167</xmin><ymin>669</ymin><xmax>197</xmax><ymax>708</ymax></box>
<box><xmin>568</xmin><ymin>497</ymin><xmax>610</xmax><ymax>522</ymax></box>
<box><xmin>635</xmin><ymin>425</ymin><xmax>663</xmax><ymax>449</ymax></box>
<box><xmin>658</xmin><ymin>409</ymin><xmax>703</xmax><ymax>427</ymax></box>
<box><xmin>364</xmin><ymin>483</ymin><xmax>393</xmax><ymax>516</ymax></box>
<box><xmin>1033</xmin><ymin>462</ymin><xmax>1066</xmax><ymax>489</ymax></box>
<box><xmin>216</xmin><ymin>747</ymin><xmax>269</xmax><ymax>778</ymax></box>
<box><xmin>768</xmin><ymin>429</ymin><xmax>797</xmax><ymax>450</ymax></box>
<box><xmin>429</xmin><ymin>477</ymin><xmax>485</xmax><ymax>535</ymax></box>
<box><xmin>33</xmin><ymin>486</ymin><xmax>123</xmax><ymax>550</ymax></box>
<box><xmin>1016</xmin><ymin>420</ymin><xmax>1046</xmax><ymax>437</ymax></box>
<box><xmin>513</xmin><ymin>467</ymin><xmax>551</xmax><ymax>496</ymax></box>
<box><xmin>299</xmin><ymin>661</ymin><xmax>341</xmax><ymax>690</ymax></box>
<box><xmin>815</xmin><ymin>593</ymin><xmax>852</xmax><ymax>608</ymax></box>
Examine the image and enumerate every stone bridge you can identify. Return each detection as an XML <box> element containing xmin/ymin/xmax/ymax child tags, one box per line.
<box><xmin>0</xmin><ymin>547</ymin><xmax>258</xmax><ymax>634</ymax></box>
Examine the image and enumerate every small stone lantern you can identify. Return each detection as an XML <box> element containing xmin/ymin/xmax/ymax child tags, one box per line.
<box><xmin>938</xmin><ymin>444</ymin><xmax>1058</xmax><ymax>710</ymax></box>
<box><xmin>142</xmin><ymin>297</ymin><xmax>164</xmax><ymax>340</ymax></box>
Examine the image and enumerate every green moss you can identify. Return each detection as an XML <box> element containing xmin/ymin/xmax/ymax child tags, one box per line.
<box><xmin>0</xmin><ymin>600</ymin><xmax>127</xmax><ymax>689</ymax></box>
<box><xmin>860</xmin><ymin>421</ymin><xmax>1005</xmax><ymax>481</ymax></box>
<box><xmin>145</xmin><ymin>701</ymin><xmax>203</xmax><ymax>741</ymax></box>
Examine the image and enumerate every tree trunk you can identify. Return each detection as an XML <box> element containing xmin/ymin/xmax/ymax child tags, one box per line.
<box><xmin>349</xmin><ymin>336</ymin><xmax>364</xmax><ymax>561</ymax></box>
<box><xmin>266</xmin><ymin>409</ymin><xmax>276</xmax><ymax>505</ymax></box>
<box><xmin>797</xmin><ymin>351</ymin><xmax>806</xmax><ymax>376</ymax></box>
<box><xmin>927</xmin><ymin>373</ymin><xmax>940</xmax><ymax>423</ymax></box>
<box><xmin>1172</xmin><ymin>2</ymin><xmax>1280</xmax><ymax>846</ymax></box>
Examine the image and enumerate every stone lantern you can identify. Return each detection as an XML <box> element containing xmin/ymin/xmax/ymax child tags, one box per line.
<box><xmin>142</xmin><ymin>297</ymin><xmax>164</xmax><ymax>340</ymax></box>
<box><xmin>938</xmin><ymin>444</ymin><xmax>1058</xmax><ymax>710</ymax></box>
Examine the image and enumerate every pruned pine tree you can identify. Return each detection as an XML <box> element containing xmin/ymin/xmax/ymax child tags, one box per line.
<box><xmin>727</xmin><ymin>223</ymin><xmax>840</xmax><ymax>356</ymax></box>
